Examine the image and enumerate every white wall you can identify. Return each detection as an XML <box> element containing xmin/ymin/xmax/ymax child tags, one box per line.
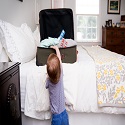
<box><xmin>0</xmin><ymin>0</ymin><xmax>36</xmax><ymax>30</ymax></box>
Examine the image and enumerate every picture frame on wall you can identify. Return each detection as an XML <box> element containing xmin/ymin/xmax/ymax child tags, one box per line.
<box><xmin>107</xmin><ymin>0</ymin><xmax>121</xmax><ymax>14</ymax></box>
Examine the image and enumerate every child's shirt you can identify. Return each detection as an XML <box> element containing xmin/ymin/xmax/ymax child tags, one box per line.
<box><xmin>46</xmin><ymin>67</ymin><xmax>65</xmax><ymax>114</ymax></box>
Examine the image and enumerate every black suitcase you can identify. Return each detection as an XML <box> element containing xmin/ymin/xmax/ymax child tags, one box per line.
<box><xmin>36</xmin><ymin>8</ymin><xmax>77</xmax><ymax>66</ymax></box>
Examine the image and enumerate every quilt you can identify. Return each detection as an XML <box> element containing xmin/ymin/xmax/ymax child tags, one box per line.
<box><xmin>83</xmin><ymin>46</ymin><xmax>125</xmax><ymax>107</ymax></box>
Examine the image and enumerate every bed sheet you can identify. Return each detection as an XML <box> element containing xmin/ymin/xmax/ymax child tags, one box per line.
<box><xmin>20</xmin><ymin>46</ymin><xmax>125</xmax><ymax>120</ymax></box>
<box><xmin>20</xmin><ymin>46</ymin><xmax>86</xmax><ymax>111</ymax></box>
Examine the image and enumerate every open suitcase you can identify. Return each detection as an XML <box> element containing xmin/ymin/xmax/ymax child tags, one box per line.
<box><xmin>36</xmin><ymin>8</ymin><xmax>77</xmax><ymax>66</ymax></box>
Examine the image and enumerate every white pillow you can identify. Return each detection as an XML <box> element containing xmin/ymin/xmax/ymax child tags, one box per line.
<box><xmin>33</xmin><ymin>26</ymin><xmax>40</xmax><ymax>46</ymax></box>
<box><xmin>0</xmin><ymin>41</ymin><xmax>2</xmax><ymax>54</ymax></box>
<box><xmin>0</xmin><ymin>27</ymin><xmax>9</xmax><ymax>62</ymax></box>
<box><xmin>21</xmin><ymin>24</ymin><xmax>40</xmax><ymax>46</ymax></box>
<box><xmin>0</xmin><ymin>20</ymin><xmax>36</xmax><ymax>63</ymax></box>
<box><xmin>21</xmin><ymin>23</ymin><xmax>35</xmax><ymax>44</ymax></box>
<box><xmin>0</xmin><ymin>48</ymin><xmax>9</xmax><ymax>62</ymax></box>
<box><xmin>0</xmin><ymin>28</ymin><xmax>3</xmax><ymax>53</ymax></box>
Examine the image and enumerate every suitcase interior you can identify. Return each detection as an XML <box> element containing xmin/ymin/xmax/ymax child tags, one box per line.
<box><xmin>39</xmin><ymin>8</ymin><xmax>74</xmax><ymax>41</ymax></box>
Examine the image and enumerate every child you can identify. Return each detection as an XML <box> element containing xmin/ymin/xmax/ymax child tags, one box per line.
<box><xmin>46</xmin><ymin>46</ymin><xmax>69</xmax><ymax>125</ymax></box>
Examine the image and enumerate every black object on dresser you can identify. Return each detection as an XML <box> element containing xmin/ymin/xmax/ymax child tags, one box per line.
<box><xmin>121</xmin><ymin>15</ymin><xmax>125</xmax><ymax>21</ymax></box>
<box><xmin>0</xmin><ymin>62</ymin><xmax>22</xmax><ymax>125</ymax></box>
<box><xmin>102</xmin><ymin>27</ymin><xmax>125</xmax><ymax>55</ymax></box>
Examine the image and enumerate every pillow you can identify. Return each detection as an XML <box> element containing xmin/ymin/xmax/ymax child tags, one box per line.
<box><xmin>33</xmin><ymin>26</ymin><xmax>40</xmax><ymax>46</ymax></box>
<box><xmin>0</xmin><ymin>48</ymin><xmax>9</xmax><ymax>62</ymax></box>
<box><xmin>0</xmin><ymin>41</ymin><xmax>2</xmax><ymax>54</ymax></box>
<box><xmin>0</xmin><ymin>20</ymin><xmax>36</xmax><ymax>63</ymax></box>
<box><xmin>0</xmin><ymin>27</ymin><xmax>9</xmax><ymax>62</ymax></box>
<box><xmin>0</xmin><ymin>27</ymin><xmax>3</xmax><ymax>53</ymax></box>
<box><xmin>21</xmin><ymin>23</ymin><xmax>35</xmax><ymax>44</ymax></box>
<box><xmin>21</xmin><ymin>24</ymin><xmax>40</xmax><ymax>46</ymax></box>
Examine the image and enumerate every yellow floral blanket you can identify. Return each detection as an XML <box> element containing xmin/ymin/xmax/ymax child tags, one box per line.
<box><xmin>83</xmin><ymin>46</ymin><xmax>125</xmax><ymax>107</ymax></box>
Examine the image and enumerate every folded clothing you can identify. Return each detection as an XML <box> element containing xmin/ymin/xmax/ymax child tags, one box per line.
<box><xmin>39</xmin><ymin>38</ymin><xmax>77</xmax><ymax>48</ymax></box>
<box><xmin>40</xmin><ymin>37</ymin><xmax>59</xmax><ymax>48</ymax></box>
<box><xmin>58</xmin><ymin>38</ymin><xmax>77</xmax><ymax>48</ymax></box>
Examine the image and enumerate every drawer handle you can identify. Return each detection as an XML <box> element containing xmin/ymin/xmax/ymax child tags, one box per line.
<box><xmin>111</xmin><ymin>32</ymin><xmax>114</xmax><ymax>35</ymax></box>
<box><xmin>121</xmin><ymin>40</ymin><xmax>124</xmax><ymax>43</ymax></box>
<box><xmin>121</xmin><ymin>32</ymin><xmax>124</xmax><ymax>35</ymax></box>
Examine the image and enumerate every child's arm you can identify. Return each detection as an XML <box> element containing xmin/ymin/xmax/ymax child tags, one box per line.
<box><xmin>50</xmin><ymin>46</ymin><xmax>62</xmax><ymax>63</ymax></box>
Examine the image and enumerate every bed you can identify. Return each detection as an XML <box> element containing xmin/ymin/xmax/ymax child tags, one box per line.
<box><xmin>0</xmin><ymin>20</ymin><xmax>125</xmax><ymax>125</ymax></box>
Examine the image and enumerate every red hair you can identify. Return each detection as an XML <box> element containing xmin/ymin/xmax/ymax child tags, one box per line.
<box><xmin>47</xmin><ymin>53</ymin><xmax>61</xmax><ymax>84</ymax></box>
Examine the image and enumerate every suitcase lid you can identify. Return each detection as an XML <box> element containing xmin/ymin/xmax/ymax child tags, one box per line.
<box><xmin>39</xmin><ymin>8</ymin><xmax>74</xmax><ymax>41</ymax></box>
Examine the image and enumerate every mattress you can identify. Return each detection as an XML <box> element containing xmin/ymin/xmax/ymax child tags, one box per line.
<box><xmin>20</xmin><ymin>46</ymin><xmax>125</xmax><ymax>120</ymax></box>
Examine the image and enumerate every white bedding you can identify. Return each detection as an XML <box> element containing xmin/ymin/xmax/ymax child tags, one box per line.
<box><xmin>20</xmin><ymin>46</ymin><xmax>125</xmax><ymax>120</ymax></box>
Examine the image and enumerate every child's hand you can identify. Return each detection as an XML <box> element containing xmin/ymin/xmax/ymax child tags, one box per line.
<box><xmin>50</xmin><ymin>46</ymin><xmax>61</xmax><ymax>63</ymax></box>
<box><xmin>50</xmin><ymin>46</ymin><xmax>58</xmax><ymax>50</ymax></box>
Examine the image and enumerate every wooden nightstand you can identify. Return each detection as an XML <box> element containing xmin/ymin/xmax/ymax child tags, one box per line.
<box><xmin>0</xmin><ymin>62</ymin><xmax>22</xmax><ymax>125</ymax></box>
<box><xmin>102</xmin><ymin>27</ymin><xmax>125</xmax><ymax>55</ymax></box>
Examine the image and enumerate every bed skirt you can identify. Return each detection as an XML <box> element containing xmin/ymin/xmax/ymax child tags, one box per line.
<box><xmin>22</xmin><ymin>112</ymin><xmax>125</xmax><ymax>125</ymax></box>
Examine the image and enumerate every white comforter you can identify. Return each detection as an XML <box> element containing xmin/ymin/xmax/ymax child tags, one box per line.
<box><xmin>20</xmin><ymin>46</ymin><xmax>125</xmax><ymax>120</ymax></box>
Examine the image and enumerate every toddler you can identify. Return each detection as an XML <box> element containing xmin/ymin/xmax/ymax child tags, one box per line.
<box><xmin>46</xmin><ymin>46</ymin><xmax>69</xmax><ymax>125</ymax></box>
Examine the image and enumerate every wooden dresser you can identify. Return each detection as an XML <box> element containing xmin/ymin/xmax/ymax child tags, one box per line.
<box><xmin>102</xmin><ymin>27</ymin><xmax>125</xmax><ymax>55</ymax></box>
<box><xmin>0</xmin><ymin>62</ymin><xmax>22</xmax><ymax>125</ymax></box>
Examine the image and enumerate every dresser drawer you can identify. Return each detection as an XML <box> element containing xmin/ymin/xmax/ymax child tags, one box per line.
<box><xmin>106</xmin><ymin>38</ymin><xmax>125</xmax><ymax>45</ymax></box>
<box><xmin>117</xmin><ymin>30</ymin><xmax>125</xmax><ymax>37</ymax></box>
<box><xmin>106</xmin><ymin>39</ymin><xmax>119</xmax><ymax>45</ymax></box>
<box><xmin>102</xmin><ymin>27</ymin><xmax>125</xmax><ymax>56</ymax></box>
<box><xmin>106</xmin><ymin>30</ymin><xmax>116</xmax><ymax>37</ymax></box>
<box><xmin>119</xmin><ymin>38</ymin><xmax>125</xmax><ymax>45</ymax></box>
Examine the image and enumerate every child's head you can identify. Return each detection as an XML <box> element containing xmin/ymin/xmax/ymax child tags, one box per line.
<box><xmin>47</xmin><ymin>53</ymin><xmax>61</xmax><ymax>84</ymax></box>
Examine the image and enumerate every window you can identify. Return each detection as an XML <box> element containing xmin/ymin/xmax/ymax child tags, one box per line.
<box><xmin>76</xmin><ymin>0</ymin><xmax>99</xmax><ymax>42</ymax></box>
